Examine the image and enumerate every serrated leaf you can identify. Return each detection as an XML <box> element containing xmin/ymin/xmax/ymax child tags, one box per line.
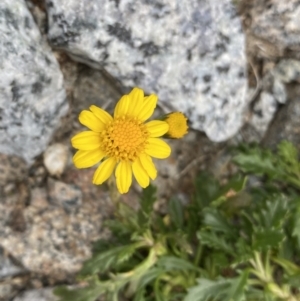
<box><xmin>156</xmin><ymin>256</ymin><xmax>199</xmax><ymax>272</ymax></box>
<box><xmin>54</xmin><ymin>279</ymin><xmax>105</xmax><ymax>301</ymax></box>
<box><xmin>184</xmin><ymin>278</ymin><xmax>233</xmax><ymax>301</ymax></box>
<box><xmin>252</xmin><ymin>196</ymin><xmax>289</xmax><ymax>231</ymax></box>
<box><xmin>79</xmin><ymin>243</ymin><xmax>141</xmax><ymax>277</ymax></box>
<box><xmin>197</xmin><ymin>230</ymin><xmax>233</xmax><ymax>254</ymax></box>
<box><xmin>252</xmin><ymin>228</ymin><xmax>284</xmax><ymax>250</ymax></box>
<box><xmin>233</xmin><ymin>145</ymin><xmax>277</xmax><ymax>177</ymax></box>
<box><xmin>277</xmin><ymin>140</ymin><xmax>299</xmax><ymax>168</ymax></box>
<box><xmin>168</xmin><ymin>197</ymin><xmax>184</xmax><ymax>229</ymax></box>
<box><xmin>263</xmin><ymin>198</ymin><xmax>288</xmax><ymax>228</ymax></box>
<box><xmin>202</xmin><ymin>208</ymin><xmax>234</xmax><ymax>236</ymax></box>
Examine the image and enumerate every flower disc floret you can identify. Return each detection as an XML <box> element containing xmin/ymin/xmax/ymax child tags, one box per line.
<box><xmin>101</xmin><ymin>116</ymin><xmax>149</xmax><ymax>161</ymax></box>
<box><xmin>164</xmin><ymin>112</ymin><xmax>188</xmax><ymax>139</ymax></box>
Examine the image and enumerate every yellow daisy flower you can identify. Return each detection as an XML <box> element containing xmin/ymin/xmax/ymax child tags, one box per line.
<box><xmin>164</xmin><ymin>112</ymin><xmax>188</xmax><ymax>139</ymax></box>
<box><xmin>71</xmin><ymin>87</ymin><xmax>171</xmax><ymax>194</ymax></box>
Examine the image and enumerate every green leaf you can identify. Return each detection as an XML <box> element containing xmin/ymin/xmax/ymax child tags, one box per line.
<box><xmin>137</xmin><ymin>267</ymin><xmax>165</xmax><ymax>289</ymax></box>
<box><xmin>291</xmin><ymin>200</ymin><xmax>300</xmax><ymax>247</ymax></box>
<box><xmin>137</xmin><ymin>185</ymin><xmax>157</xmax><ymax>229</ymax></box>
<box><xmin>252</xmin><ymin>196</ymin><xmax>289</xmax><ymax>230</ymax></box>
<box><xmin>197</xmin><ymin>230</ymin><xmax>233</xmax><ymax>254</ymax></box>
<box><xmin>202</xmin><ymin>208</ymin><xmax>234</xmax><ymax>236</ymax></box>
<box><xmin>168</xmin><ymin>197</ymin><xmax>184</xmax><ymax>229</ymax></box>
<box><xmin>227</xmin><ymin>270</ymin><xmax>249</xmax><ymax>301</ymax></box>
<box><xmin>194</xmin><ymin>172</ymin><xmax>221</xmax><ymax>209</ymax></box>
<box><xmin>140</xmin><ymin>184</ymin><xmax>157</xmax><ymax>214</ymax></box>
<box><xmin>252</xmin><ymin>228</ymin><xmax>285</xmax><ymax>251</ymax></box>
<box><xmin>277</xmin><ymin>140</ymin><xmax>299</xmax><ymax>168</ymax></box>
<box><xmin>184</xmin><ymin>277</ymin><xmax>244</xmax><ymax>301</ymax></box>
<box><xmin>117</xmin><ymin>202</ymin><xmax>140</xmax><ymax>231</ymax></box>
<box><xmin>79</xmin><ymin>243</ymin><xmax>141</xmax><ymax>277</ymax></box>
<box><xmin>54</xmin><ymin>278</ymin><xmax>105</xmax><ymax>301</ymax></box>
<box><xmin>272</xmin><ymin>257</ymin><xmax>300</xmax><ymax>275</ymax></box>
<box><xmin>133</xmin><ymin>288</ymin><xmax>147</xmax><ymax>301</ymax></box>
<box><xmin>233</xmin><ymin>145</ymin><xmax>277</xmax><ymax>177</ymax></box>
<box><xmin>156</xmin><ymin>256</ymin><xmax>199</xmax><ymax>272</ymax></box>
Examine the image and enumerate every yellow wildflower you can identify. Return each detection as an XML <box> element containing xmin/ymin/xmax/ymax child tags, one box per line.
<box><xmin>71</xmin><ymin>87</ymin><xmax>171</xmax><ymax>194</ymax></box>
<box><xmin>164</xmin><ymin>112</ymin><xmax>188</xmax><ymax>139</ymax></box>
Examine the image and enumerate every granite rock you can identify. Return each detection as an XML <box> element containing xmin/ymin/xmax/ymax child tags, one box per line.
<box><xmin>0</xmin><ymin>181</ymin><xmax>112</xmax><ymax>281</ymax></box>
<box><xmin>0</xmin><ymin>247</ymin><xmax>26</xmax><ymax>280</ymax></box>
<box><xmin>46</xmin><ymin>0</ymin><xmax>247</xmax><ymax>142</ymax></box>
<box><xmin>13</xmin><ymin>288</ymin><xmax>58</xmax><ymax>301</ymax></box>
<box><xmin>248</xmin><ymin>0</ymin><xmax>300</xmax><ymax>55</ymax></box>
<box><xmin>249</xmin><ymin>91</ymin><xmax>277</xmax><ymax>135</ymax></box>
<box><xmin>0</xmin><ymin>0</ymin><xmax>68</xmax><ymax>164</ymax></box>
<box><xmin>263</xmin><ymin>82</ymin><xmax>300</xmax><ymax>149</ymax></box>
<box><xmin>245</xmin><ymin>59</ymin><xmax>300</xmax><ymax>140</ymax></box>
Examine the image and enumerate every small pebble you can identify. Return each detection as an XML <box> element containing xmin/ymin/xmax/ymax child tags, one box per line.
<box><xmin>43</xmin><ymin>144</ymin><xmax>69</xmax><ymax>177</ymax></box>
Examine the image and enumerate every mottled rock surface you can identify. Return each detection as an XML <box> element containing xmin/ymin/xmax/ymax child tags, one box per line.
<box><xmin>46</xmin><ymin>0</ymin><xmax>247</xmax><ymax>142</ymax></box>
<box><xmin>0</xmin><ymin>184</ymin><xmax>112</xmax><ymax>281</ymax></box>
<box><xmin>263</xmin><ymin>82</ymin><xmax>300</xmax><ymax>149</ymax></box>
<box><xmin>0</xmin><ymin>154</ymin><xmax>27</xmax><ymax>187</ymax></box>
<box><xmin>13</xmin><ymin>288</ymin><xmax>58</xmax><ymax>301</ymax></box>
<box><xmin>0</xmin><ymin>247</ymin><xmax>26</xmax><ymax>279</ymax></box>
<box><xmin>247</xmin><ymin>0</ymin><xmax>300</xmax><ymax>56</ymax></box>
<box><xmin>0</xmin><ymin>0</ymin><xmax>67</xmax><ymax>164</ymax></box>
<box><xmin>246</xmin><ymin>59</ymin><xmax>300</xmax><ymax>140</ymax></box>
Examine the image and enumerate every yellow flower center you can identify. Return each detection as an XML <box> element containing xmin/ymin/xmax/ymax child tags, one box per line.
<box><xmin>101</xmin><ymin>116</ymin><xmax>148</xmax><ymax>161</ymax></box>
<box><xmin>165</xmin><ymin>112</ymin><xmax>188</xmax><ymax>139</ymax></box>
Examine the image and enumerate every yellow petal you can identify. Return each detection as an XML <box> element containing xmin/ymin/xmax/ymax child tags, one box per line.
<box><xmin>79</xmin><ymin>110</ymin><xmax>106</xmax><ymax>132</ymax></box>
<box><xmin>145</xmin><ymin>138</ymin><xmax>171</xmax><ymax>159</ymax></box>
<box><xmin>93</xmin><ymin>157</ymin><xmax>116</xmax><ymax>185</ymax></box>
<box><xmin>146</xmin><ymin>120</ymin><xmax>169</xmax><ymax>137</ymax></box>
<box><xmin>89</xmin><ymin>105</ymin><xmax>113</xmax><ymax>124</ymax></box>
<box><xmin>127</xmin><ymin>87</ymin><xmax>144</xmax><ymax>116</ymax></box>
<box><xmin>114</xmin><ymin>95</ymin><xmax>130</xmax><ymax>117</ymax></box>
<box><xmin>137</xmin><ymin>94</ymin><xmax>158</xmax><ymax>121</ymax></box>
<box><xmin>132</xmin><ymin>158</ymin><xmax>150</xmax><ymax>188</ymax></box>
<box><xmin>115</xmin><ymin>161</ymin><xmax>132</xmax><ymax>194</ymax></box>
<box><xmin>139</xmin><ymin>154</ymin><xmax>157</xmax><ymax>180</ymax></box>
<box><xmin>73</xmin><ymin>149</ymin><xmax>105</xmax><ymax>168</ymax></box>
<box><xmin>71</xmin><ymin>131</ymin><xmax>101</xmax><ymax>150</ymax></box>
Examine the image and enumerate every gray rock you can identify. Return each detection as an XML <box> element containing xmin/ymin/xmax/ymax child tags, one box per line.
<box><xmin>249</xmin><ymin>91</ymin><xmax>277</xmax><ymax>136</ymax></box>
<box><xmin>0</xmin><ymin>247</ymin><xmax>25</xmax><ymax>279</ymax></box>
<box><xmin>248</xmin><ymin>0</ymin><xmax>300</xmax><ymax>53</ymax></box>
<box><xmin>47</xmin><ymin>178</ymin><xmax>82</xmax><ymax>212</ymax></box>
<box><xmin>13</xmin><ymin>288</ymin><xmax>58</xmax><ymax>301</ymax></box>
<box><xmin>245</xmin><ymin>59</ymin><xmax>300</xmax><ymax>140</ymax></box>
<box><xmin>0</xmin><ymin>185</ymin><xmax>112</xmax><ymax>281</ymax></box>
<box><xmin>273</xmin><ymin>59</ymin><xmax>300</xmax><ymax>83</ymax></box>
<box><xmin>45</xmin><ymin>0</ymin><xmax>247</xmax><ymax>142</ymax></box>
<box><xmin>263</xmin><ymin>83</ymin><xmax>300</xmax><ymax>149</ymax></box>
<box><xmin>0</xmin><ymin>0</ymin><xmax>68</xmax><ymax>164</ymax></box>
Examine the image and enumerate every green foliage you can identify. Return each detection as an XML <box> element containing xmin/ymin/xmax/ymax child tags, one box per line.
<box><xmin>55</xmin><ymin>140</ymin><xmax>300</xmax><ymax>301</ymax></box>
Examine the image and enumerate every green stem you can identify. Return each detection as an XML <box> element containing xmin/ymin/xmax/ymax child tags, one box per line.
<box><xmin>194</xmin><ymin>243</ymin><xmax>203</xmax><ymax>267</ymax></box>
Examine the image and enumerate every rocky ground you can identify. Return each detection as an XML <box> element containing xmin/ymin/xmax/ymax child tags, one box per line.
<box><xmin>1</xmin><ymin>0</ymin><xmax>300</xmax><ymax>300</ymax></box>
